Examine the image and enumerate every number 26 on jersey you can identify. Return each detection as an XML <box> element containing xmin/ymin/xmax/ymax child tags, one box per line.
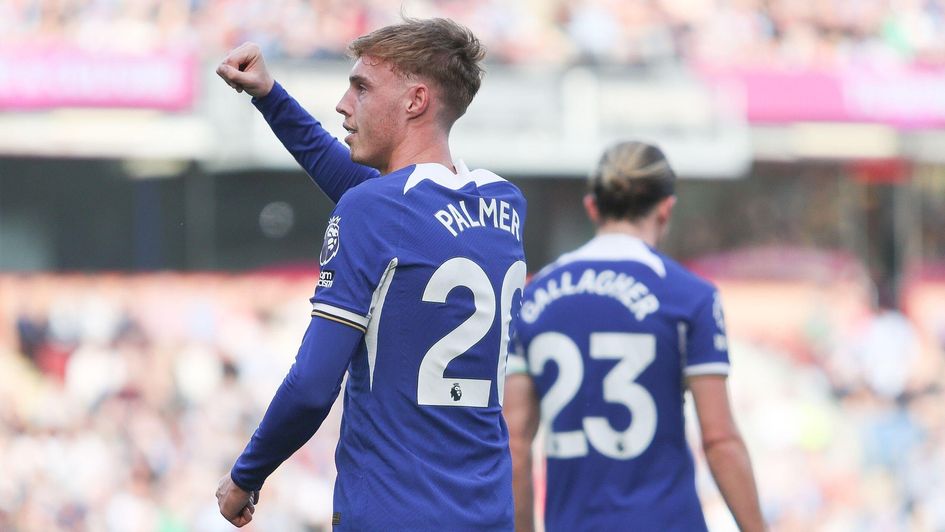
<box><xmin>417</xmin><ymin>258</ymin><xmax>526</xmax><ymax>408</ymax></box>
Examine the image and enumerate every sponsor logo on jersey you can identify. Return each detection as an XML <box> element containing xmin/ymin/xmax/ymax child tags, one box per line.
<box><xmin>712</xmin><ymin>292</ymin><xmax>726</xmax><ymax>332</ymax></box>
<box><xmin>714</xmin><ymin>334</ymin><xmax>728</xmax><ymax>351</ymax></box>
<box><xmin>318</xmin><ymin>269</ymin><xmax>335</xmax><ymax>288</ymax></box>
<box><xmin>319</xmin><ymin>216</ymin><xmax>341</xmax><ymax>266</ymax></box>
<box><xmin>712</xmin><ymin>293</ymin><xmax>729</xmax><ymax>351</ymax></box>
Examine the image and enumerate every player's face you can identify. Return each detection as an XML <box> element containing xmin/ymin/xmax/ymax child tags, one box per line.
<box><xmin>336</xmin><ymin>56</ymin><xmax>409</xmax><ymax>172</ymax></box>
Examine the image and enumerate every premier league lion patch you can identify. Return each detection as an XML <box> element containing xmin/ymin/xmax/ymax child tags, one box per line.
<box><xmin>319</xmin><ymin>216</ymin><xmax>341</xmax><ymax>266</ymax></box>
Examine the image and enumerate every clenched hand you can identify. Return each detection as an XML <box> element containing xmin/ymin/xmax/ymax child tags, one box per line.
<box><xmin>216</xmin><ymin>474</ymin><xmax>260</xmax><ymax>527</ymax></box>
<box><xmin>216</xmin><ymin>42</ymin><xmax>275</xmax><ymax>98</ymax></box>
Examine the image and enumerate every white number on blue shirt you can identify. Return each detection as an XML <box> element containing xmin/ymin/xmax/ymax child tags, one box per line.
<box><xmin>529</xmin><ymin>332</ymin><xmax>657</xmax><ymax>459</ymax></box>
<box><xmin>418</xmin><ymin>258</ymin><xmax>526</xmax><ymax>407</ymax></box>
<box><xmin>530</xmin><ymin>332</ymin><xmax>587</xmax><ymax>458</ymax></box>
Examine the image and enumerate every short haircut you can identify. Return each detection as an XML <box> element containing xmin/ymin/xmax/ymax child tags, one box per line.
<box><xmin>348</xmin><ymin>17</ymin><xmax>485</xmax><ymax>123</ymax></box>
<box><xmin>589</xmin><ymin>141</ymin><xmax>677</xmax><ymax>222</ymax></box>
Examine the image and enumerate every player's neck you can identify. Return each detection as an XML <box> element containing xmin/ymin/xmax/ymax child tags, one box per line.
<box><xmin>595</xmin><ymin>220</ymin><xmax>660</xmax><ymax>248</ymax></box>
<box><xmin>383</xmin><ymin>130</ymin><xmax>454</xmax><ymax>175</ymax></box>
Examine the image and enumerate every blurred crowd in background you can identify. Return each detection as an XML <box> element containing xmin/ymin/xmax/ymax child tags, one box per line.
<box><xmin>2</xmin><ymin>0</ymin><xmax>945</xmax><ymax>66</ymax></box>
<box><xmin>3</xmin><ymin>1</ymin><xmax>945</xmax><ymax>531</ymax></box>
<box><xmin>1</xmin><ymin>271</ymin><xmax>943</xmax><ymax>531</ymax></box>
<box><xmin>0</xmin><ymin>275</ymin><xmax>339</xmax><ymax>532</ymax></box>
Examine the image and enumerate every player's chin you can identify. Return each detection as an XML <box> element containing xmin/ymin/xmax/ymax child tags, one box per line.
<box><xmin>346</xmin><ymin>142</ymin><xmax>362</xmax><ymax>161</ymax></box>
<box><xmin>349</xmin><ymin>149</ymin><xmax>378</xmax><ymax>169</ymax></box>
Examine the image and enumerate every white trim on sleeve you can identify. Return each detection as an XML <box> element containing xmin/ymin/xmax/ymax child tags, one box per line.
<box><xmin>506</xmin><ymin>353</ymin><xmax>529</xmax><ymax>376</ymax></box>
<box><xmin>684</xmin><ymin>362</ymin><xmax>731</xmax><ymax>377</ymax></box>
<box><xmin>311</xmin><ymin>302</ymin><xmax>370</xmax><ymax>328</ymax></box>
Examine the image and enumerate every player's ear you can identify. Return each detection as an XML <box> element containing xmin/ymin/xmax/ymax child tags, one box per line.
<box><xmin>405</xmin><ymin>83</ymin><xmax>430</xmax><ymax>118</ymax></box>
<box><xmin>657</xmin><ymin>195</ymin><xmax>677</xmax><ymax>225</ymax></box>
<box><xmin>583</xmin><ymin>194</ymin><xmax>600</xmax><ymax>225</ymax></box>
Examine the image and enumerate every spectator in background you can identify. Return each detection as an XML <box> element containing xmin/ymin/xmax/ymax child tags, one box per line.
<box><xmin>3</xmin><ymin>0</ymin><xmax>945</xmax><ymax>67</ymax></box>
<box><xmin>853</xmin><ymin>284</ymin><xmax>920</xmax><ymax>399</ymax></box>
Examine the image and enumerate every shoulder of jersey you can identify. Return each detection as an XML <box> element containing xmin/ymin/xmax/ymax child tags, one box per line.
<box><xmin>661</xmin><ymin>253</ymin><xmax>717</xmax><ymax>291</ymax></box>
<box><xmin>338</xmin><ymin>171</ymin><xmax>401</xmax><ymax>207</ymax></box>
<box><xmin>479</xmin><ymin>173</ymin><xmax>526</xmax><ymax>205</ymax></box>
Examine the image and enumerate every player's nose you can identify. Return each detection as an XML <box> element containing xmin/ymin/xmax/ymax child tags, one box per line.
<box><xmin>335</xmin><ymin>92</ymin><xmax>352</xmax><ymax>118</ymax></box>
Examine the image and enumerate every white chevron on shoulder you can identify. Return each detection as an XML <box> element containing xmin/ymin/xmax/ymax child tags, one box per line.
<box><xmin>403</xmin><ymin>160</ymin><xmax>506</xmax><ymax>194</ymax></box>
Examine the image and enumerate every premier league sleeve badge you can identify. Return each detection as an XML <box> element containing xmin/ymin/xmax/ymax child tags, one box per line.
<box><xmin>319</xmin><ymin>216</ymin><xmax>341</xmax><ymax>267</ymax></box>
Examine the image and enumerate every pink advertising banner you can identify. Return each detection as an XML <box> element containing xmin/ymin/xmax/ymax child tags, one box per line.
<box><xmin>0</xmin><ymin>47</ymin><xmax>197</xmax><ymax>111</ymax></box>
<box><xmin>701</xmin><ymin>65</ymin><xmax>945</xmax><ymax>129</ymax></box>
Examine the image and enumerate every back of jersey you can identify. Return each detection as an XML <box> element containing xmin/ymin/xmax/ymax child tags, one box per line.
<box><xmin>311</xmin><ymin>163</ymin><xmax>526</xmax><ymax>530</ymax></box>
<box><xmin>512</xmin><ymin>233</ymin><xmax>729</xmax><ymax>532</ymax></box>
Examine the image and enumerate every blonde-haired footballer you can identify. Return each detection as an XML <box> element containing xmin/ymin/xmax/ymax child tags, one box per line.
<box><xmin>215</xmin><ymin>18</ymin><xmax>526</xmax><ymax>530</ymax></box>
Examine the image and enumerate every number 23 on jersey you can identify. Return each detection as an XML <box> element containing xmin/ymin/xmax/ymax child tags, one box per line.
<box><xmin>530</xmin><ymin>331</ymin><xmax>658</xmax><ymax>460</ymax></box>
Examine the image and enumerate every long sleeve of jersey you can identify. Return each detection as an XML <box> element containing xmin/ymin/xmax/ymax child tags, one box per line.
<box><xmin>252</xmin><ymin>81</ymin><xmax>380</xmax><ymax>203</ymax></box>
<box><xmin>230</xmin><ymin>316</ymin><xmax>363</xmax><ymax>492</ymax></box>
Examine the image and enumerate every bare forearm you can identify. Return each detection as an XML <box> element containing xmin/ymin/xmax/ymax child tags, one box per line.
<box><xmin>511</xmin><ymin>445</ymin><xmax>535</xmax><ymax>532</ymax></box>
<box><xmin>704</xmin><ymin>437</ymin><xmax>765</xmax><ymax>532</ymax></box>
<box><xmin>505</xmin><ymin>373</ymin><xmax>540</xmax><ymax>532</ymax></box>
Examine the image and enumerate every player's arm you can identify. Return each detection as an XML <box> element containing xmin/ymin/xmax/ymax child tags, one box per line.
<box><xmin>216</xmin><ymin>316</ymin><xmax>363</xmax><ymax>527</ymax></box>
<box><xmin>504</xmin><ymin>359</ymin><xmax>540</xmax><ymax>532</ymax></box>
<box><xmin>685</xmin><ymin>289</ymin><xmax>765</xmax><ymax>531</ymax></box>
<box><xmin>689</xmin><ymin>375</ymin><xmax>765</xmax><ymax>532</ymax></box>
<box><xmin>216</xmin><ymin>42</ymin><xmax>379</xmax><ymax>203</ymax></box>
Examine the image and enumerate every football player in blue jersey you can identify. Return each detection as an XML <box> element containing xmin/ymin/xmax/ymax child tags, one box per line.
<box><xmin>214</xmin><ymin>19</ymin><xmax>527</xmax><ymax>530</ymax></box>
<box><xmin>503</xmin><ymin>142</ymin><xmax>765</xmax><ymax>532</ymax></box>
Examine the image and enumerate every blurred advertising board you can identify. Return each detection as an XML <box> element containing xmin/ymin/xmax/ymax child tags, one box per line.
<box><xmin>0</xmin><ymin>47</ymin><xmax>197</xmax><ymax>111</ymax></box>
<box><xmin>702</xmin><ymin>66</ymin><xmax>945</xmax><ymax>129</ymax></box>
<box><xmin>0</xmin><ymin>48</ymin><xmax>208</xmax><ymax>159</ymax></box>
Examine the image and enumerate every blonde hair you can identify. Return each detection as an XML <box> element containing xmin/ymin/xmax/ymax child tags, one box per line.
<box><xmin>348</xmin><ymin>18</ymin><xmax>485</xmax><ymax>123</ymax></box>
<box><xmin>589</xmin><ymin>141</ymin><xmax>676</xmax><ymax>221</ymax></box>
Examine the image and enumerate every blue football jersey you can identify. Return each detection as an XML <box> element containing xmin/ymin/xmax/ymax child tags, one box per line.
<box><xmin>509</xmin><ymin>233</ymin><xmax>730</xmax><ymax>532</ymax></box>
<box><xmin>311</xmin><ymin>161</ymin><xmax>527</xmax><ymax>530</ymax></box>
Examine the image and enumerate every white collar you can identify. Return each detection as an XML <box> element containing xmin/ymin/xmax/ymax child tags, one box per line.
<box><xmin>554</xmin><ymin>233</ymin><xmax>667</xmax><ymax>278</ymax></box>
<box><xmin>402</xmin><ymin>160</ymin><xmax>505</xmax><ymax>194</ymax></box>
